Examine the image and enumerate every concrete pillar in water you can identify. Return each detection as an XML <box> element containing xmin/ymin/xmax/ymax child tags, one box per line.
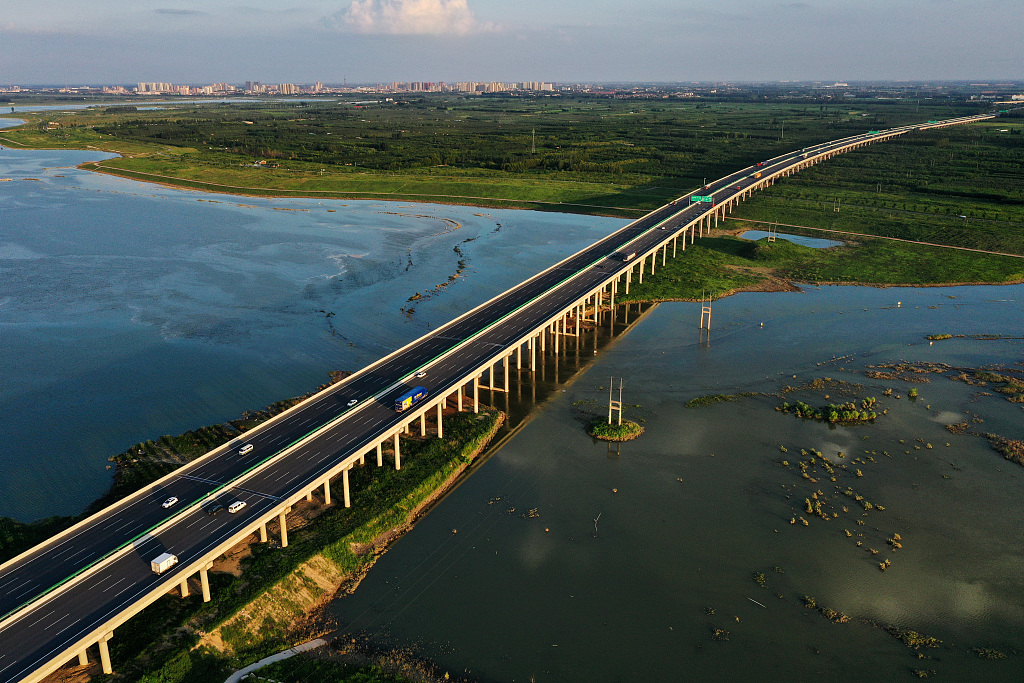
<box><xmin>504</xmin><ymin>355</ymin><xmax>509</xmax><ymax>391</ymax></box>
<box><xmin>343</xmin><ymin>466</ymin><xmax>351</xmax><ymax>507</ymax></box>
<box><xmin>200</xmin><ymin>562</ymin><xmax>213</xmax><ymax>603</ymax></box>
<box><xmin>530</xmin><ymin>336</ymin><xmax>536</xmax><ymax>371</ymax></box>
<box><xmin>98</xmin><ymin>633</ymin><xmax>113</xmax><ymax>675</ymax></box>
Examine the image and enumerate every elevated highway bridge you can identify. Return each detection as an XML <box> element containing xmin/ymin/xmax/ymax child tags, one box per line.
<box><xmin>0</xmin><ymin>111</ymin><xmax>1002</xmax><ymax>683</ymax></box>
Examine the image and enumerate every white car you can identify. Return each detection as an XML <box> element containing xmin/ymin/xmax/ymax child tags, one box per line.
<box><xmin>228</xmin><ymin>501</ymin><xmax>247</xmax><ymax>514</ymax></box>
<box><xmin>238</xmin><ymin>443</ymin><xmax>253</xmax><ymax>456</ymax></box>
<box><xmin>347</xmin><ymin>399</ymin><xmax>358</xmax><ymax>407</ymax></box>
<box><xmin>415</xmin><ymin>371</ymin><xmax>427</xmax><ymax>378</ymax></box>
<box><xmin>161</xmin><ymin>496</ymin><xmax>178</xmax><ymax>509</ymax></box>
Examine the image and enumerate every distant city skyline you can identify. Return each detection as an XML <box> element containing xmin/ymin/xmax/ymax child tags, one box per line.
<box><xmin>1</xmin><ymin>0</ymin><xmax>1022</xmax><ymax>84</ymax></box>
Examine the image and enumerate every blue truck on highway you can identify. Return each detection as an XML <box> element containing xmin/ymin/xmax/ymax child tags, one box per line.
<box><xmin>395</xmin><ymin>386</ymin><xmax>428</xmax><ymax>412</ymax></box>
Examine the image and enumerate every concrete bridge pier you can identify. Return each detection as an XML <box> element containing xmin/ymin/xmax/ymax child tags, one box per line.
<box><xmin>98</xmin><ymin>632</ymin><xmax>113</xmax><ymax>675</ymax></box>
<box><xmin>394</xmin><ymin>432</ymin><xmax>401</xmax><ymax>470</ymax></box>
<box><xmin>259</xmin><ymin>522</ymin><xmax>268</xmax><ymax>543</ymax></box>
<box><xmin>323</xmin><ymin>478</ymin><xmax>332</xmax><ymax>506</ymax></box>
<box><xmin>279</xmin><ymin>508</ymin><xmax>290</xmax><ymax>547</ymax></box>
<box><xmin>77</xmin><ymin>649</ymin><xmax>89</xmax><ymax>667</ymax></box>
<box><xmin>200</xmin><ymin>562</ymin><xmax>214</xmax><ymax>603</ymax></box>
<box><xmin>436</xmin><ymin>401</ymin><xmax>443</xmax><ymax>438</ymax></box>
<box><xmin>179</xmin><ymin>575</ymin><xmax>190</xmax><ymax>598</ymax></box>
<box><xmin>342</xmin><ymin>466</ymin><xmax>350</xmax><ymax>507</ymax></box>
<box><xmin>377</xmin><ymin>441</ymin><xmax>383</xmax><ymax>467</ymax></box>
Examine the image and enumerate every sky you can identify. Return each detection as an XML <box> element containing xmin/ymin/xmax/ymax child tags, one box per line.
<box><xmin>0</xmin><ymin>0</ymin><xmax>1021</xmax><ymax>84</ymax></box>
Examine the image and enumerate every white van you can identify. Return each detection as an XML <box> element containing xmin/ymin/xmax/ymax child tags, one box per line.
<box><xmin>228</xmin><ymin>501</ymin><xmax>247</xmax><ymax>514</ymax></box>
<box><xmin>238</xmin><ymin>444</ymin><xmax>253</xmax><ymax>456</ymax></box>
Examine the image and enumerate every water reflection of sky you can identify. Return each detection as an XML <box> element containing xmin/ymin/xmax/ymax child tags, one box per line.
<box><xmin>740</xmin><ymin>229</ymin><xmax>842</xmax><ymax>248</ymax></box>
<box><xmin>0</xmin><ymin>146</ymin><xmax>624</xmax><ymax>520</ymax></box>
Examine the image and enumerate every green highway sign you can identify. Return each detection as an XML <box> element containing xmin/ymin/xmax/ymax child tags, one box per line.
<box><xmin>690</xmin><ymin>195</ymin><xmax>713</xmax><ymax>203</ymax></box>
<box><xmin>999</xmin><ymin>110</ymin><xmax>1008</xmax><ymax>113</ymax></box>
<box><xmin>868</xmin><ymin>130</ymin><xmax>880</xmax><ymax>134</ymax></box>
<box><xmin>927</xmin><ymin>120</ymin><xmax>939</xmax><ymax>123</ymax></box>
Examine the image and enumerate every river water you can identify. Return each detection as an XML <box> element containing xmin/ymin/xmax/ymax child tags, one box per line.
<box><xmin>3</xmin><ymin>135</ymin><xmax>1023</xmax><ymax>681</ymax></box>
<box><xmin>324</xmin><ymin>286</ymin><xmax>1024</xmax><ymax>681</ymax></box>
<box><xmin>0</xmin><ymin>143</ymin><xmax>623</xmax><ymax>520</ymax></box>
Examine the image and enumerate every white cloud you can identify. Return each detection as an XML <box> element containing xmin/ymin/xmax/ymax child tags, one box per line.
<box><xmin>333</xmin><ymin>0</ymin><xmax>497</xmax><ymax>35</ymax></box>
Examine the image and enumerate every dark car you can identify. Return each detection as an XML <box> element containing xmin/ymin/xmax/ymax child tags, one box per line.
<box><xmin>205</xmin><ymin>502</ymin><xmax>225</xmax><ymax>516</ymax></box>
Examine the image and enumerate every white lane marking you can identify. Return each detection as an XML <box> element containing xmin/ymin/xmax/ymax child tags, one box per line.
<box><xmin>41</xmin><ymin>613</ymin><xmax>69</xmax><ymax>631</ymax></box>
<box><xmin>102</xmin><ymin>578</ymin><xmax>128</xmax><ymax>594</ymax></box>
<box><xmin>25</xmin><ymin>608</ymin><xmax>57</xmax><ymax>628</ymax></box>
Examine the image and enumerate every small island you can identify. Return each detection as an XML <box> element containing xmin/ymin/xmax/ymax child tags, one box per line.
<box><xmin>588</xmin><ymin>418</ymin><xmax>644</xmax><ymax>441</ymax></box>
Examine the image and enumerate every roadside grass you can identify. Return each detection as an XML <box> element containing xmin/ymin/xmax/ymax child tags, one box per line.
<box><xmin>255</xmin><ymin>656</ymin><xmax>418</xmax><ymax>683</ymax></box>
<box><xmin>617</xmin><ymin>235</ymin><xmax>1024</xmax><ymax>303</ymax></box>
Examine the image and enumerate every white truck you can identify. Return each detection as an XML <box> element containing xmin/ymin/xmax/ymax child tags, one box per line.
<box><xmin>151</xmin><ymin>552</ymin><xmax>178</xmax><ymax>574</ymax></box>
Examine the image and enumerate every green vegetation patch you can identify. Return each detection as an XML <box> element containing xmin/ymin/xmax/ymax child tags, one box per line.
<box><xmin>777</xmin><ymin>397</ymin><xmax>879</xmax><ymax>424</ymax></box>
<box><xmin>618</xmin><ymin>236</ymin><xmax>1024</xmax><ymax>306</ymax></box>
<box><xmin>588</xmin><ymin>419</ymin><xmax>644</xmax><ymax>441</ymax></box>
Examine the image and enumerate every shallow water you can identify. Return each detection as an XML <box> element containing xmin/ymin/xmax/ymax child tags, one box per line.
<box><xmin>0</xmin><ymin>147</ymin><xmax>624</xmax><ymax>520</ymax></box>
<box><xmin>739</xmin><ymin>230</ymin><xmax>842</xmax><ymax>248</ymax></box>
<box><xmin>326</xmin><ymin>284</ymin><xmax>1024</xmax><ymax>682</ymax></box>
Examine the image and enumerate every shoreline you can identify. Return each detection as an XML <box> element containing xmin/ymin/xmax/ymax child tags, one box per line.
<box><xmin>77</xmin><ymin>159</ymin><xmax>646</xmax><ymax>218</ymax></box>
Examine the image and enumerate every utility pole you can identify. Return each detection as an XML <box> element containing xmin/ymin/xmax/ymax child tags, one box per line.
<box><xmin>607</xmin><ymin>377</ymin><xmax>623</xmax><ymax>426</ymax></box>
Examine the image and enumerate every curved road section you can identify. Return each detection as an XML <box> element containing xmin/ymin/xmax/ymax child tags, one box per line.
<box><xmin>0</xmin><ymin>112</ymin><xmax>1002</xmax><ymax>683</ymax></box>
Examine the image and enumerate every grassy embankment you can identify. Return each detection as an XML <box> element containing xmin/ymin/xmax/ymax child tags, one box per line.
<box><xmin>95</xmin><ymin>407</ymin><xmax>501</xmax><ymax>683</ymax></box>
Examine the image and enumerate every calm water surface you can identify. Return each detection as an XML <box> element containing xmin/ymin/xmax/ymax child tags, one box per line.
<box><xmin>327</xmin><ymin>285</ymin><xmax>1024</xmax><ymax>682</ymax></box>
<box><xmin>0</xmin><ymin>145</ymin><xmax>623</xmax><ymax>520</ymax></box>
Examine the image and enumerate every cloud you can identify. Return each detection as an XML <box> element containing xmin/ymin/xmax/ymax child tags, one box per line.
<box><xmin>329</xmin><ymin>0</ymin><xmax>497</xmax><ymax>36</ymax></box>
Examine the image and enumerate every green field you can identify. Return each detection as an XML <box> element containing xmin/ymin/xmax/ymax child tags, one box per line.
<box><xmin>618</xmin><ymin>236</ymin><xmax>1024</xmax><ymax>303</ymax></box>
<box><xmin>727</xmin><ymin>120</ymin><xmax>1024</xmax><ymax>255</ymax></box>
<box><xmin>0</xmin><ymin>95</ymin><xmax>1005</xmax><ymax>217</ymax></box>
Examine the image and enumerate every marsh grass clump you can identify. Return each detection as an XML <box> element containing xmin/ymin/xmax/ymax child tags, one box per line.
<box><xmin>587</xmin><ymin>419</ymin><xmax>644</xmax><ymax>442</ymax></box>
<box><xmin>926</xmin><ymin>334</ymin><xmax>953</xmax><ymax>341</ymax></box>
<box><xmin>778</xmin><ymin>399</ymin><xmax>878</xmax><ymax>424</ymax></box>
<box><xmin>685</xmin><ymin>392</ymin><xmax>758</xmax><ymax>408</ymax></box>
<box><xmin>886</xmin><ymin>626</ymin><xmax>942</xmax><ymax>650</ymax></box>
<box><xmin>971</xmin><ymin>647</ymin><xmax>1007</xmax><ymax>659</ymax></box>
<box><xmin>988</xmin><ymin>436</ymin><xmax>1024</xmax><ymax>467</ymax></box>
